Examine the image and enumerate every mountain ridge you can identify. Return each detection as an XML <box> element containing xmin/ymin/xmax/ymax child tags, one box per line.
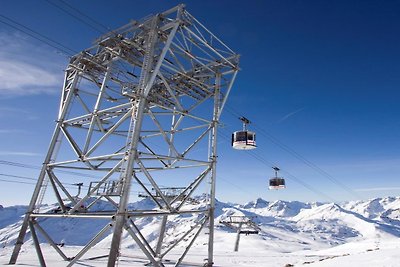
<box><xmin>1</xmin><ymin>196</ymin><xmax>399</xmax><ymax>253</ymax></box>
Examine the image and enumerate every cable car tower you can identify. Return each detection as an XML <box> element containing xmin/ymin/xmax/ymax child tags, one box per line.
<box><xmin>9</xmin><ymin>5</ymin><xmax>239</xmax><ymax>267</ymax></box>
<box><xmin>219</xmin><ymin>215</ymin><xmax>260</xmax><ymax>252</ymax></box>
<box><xmin>269</xmin><ymin>167</ymin><xmax>286</xmax><ymax>190</ymax></box>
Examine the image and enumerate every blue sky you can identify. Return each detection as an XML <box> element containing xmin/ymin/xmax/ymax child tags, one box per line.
<box><xmin>1</xmin><ymin>0</ymin><xmax>400</xmax><ymax>206</ymax></box>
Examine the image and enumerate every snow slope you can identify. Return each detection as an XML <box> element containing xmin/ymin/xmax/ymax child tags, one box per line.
<box><xmin>1</xmin><ymin>196</ymin><xmax>399</xmax><ymax>266</ymax></box>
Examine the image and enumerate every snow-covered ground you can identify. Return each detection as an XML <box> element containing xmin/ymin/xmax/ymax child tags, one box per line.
<box><xmin>1</xmin><ymin>196</ymin><xmax>400</xmax><ymax>266</ymax></box>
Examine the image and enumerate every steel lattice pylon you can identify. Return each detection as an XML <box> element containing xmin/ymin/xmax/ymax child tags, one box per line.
<box><xmin>9</xmin><ymin>4</ymin><xmax>239</xmax><ymax>267</ymax></box>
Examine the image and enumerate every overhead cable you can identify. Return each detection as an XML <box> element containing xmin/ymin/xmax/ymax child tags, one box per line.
<box><xmin>224</xmin><ymin>105</ymin><xmax>361</xmax><ymax>199</ymax></box>
<box><xmin>0</xmin><ymin>14</ymin><xmax>76</xmax><ymax>56</ymax></box>
<box><xmin>43</xmin><ymin>0</ymin><xmax>105</xmax><ymax>34</ymax></box>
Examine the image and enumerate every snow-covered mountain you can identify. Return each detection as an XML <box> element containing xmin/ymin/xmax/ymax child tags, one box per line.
<box><xmin>1</xmin><ymin>196</ymin><xmax>400</xmax><ymax>266</ymax></box>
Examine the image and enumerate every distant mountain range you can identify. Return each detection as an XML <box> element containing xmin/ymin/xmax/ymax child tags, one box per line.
<box><xmin>1</xmin><ymin>196</ymin><xmax>400</xmax><ymax>254</ymax></box>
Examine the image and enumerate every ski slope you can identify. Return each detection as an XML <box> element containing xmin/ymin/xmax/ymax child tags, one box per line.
<box><xmin>1</xmin><ymin>196</ymin><xmax>399</xmax><ymax>266</ymax></box>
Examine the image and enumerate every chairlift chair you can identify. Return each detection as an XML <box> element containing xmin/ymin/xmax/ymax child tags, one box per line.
<box><xmin>269</xmin><ymin>167</ymin><xmax>286</xmax><ymax>190</ymax></box>
<box><xmin>232</xmin><ymin>116</ymin><xmax>256</xmax><ymax>150</ymax></box>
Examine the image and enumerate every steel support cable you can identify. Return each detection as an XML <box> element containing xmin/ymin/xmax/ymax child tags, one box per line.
<box><xmin>219</xmin><ymin>129</ymin><xmax>337</xmax><ymax>202</ymax></box>
<box><xmin>218</xmin><ymin>176</ymin><xmax>258</xmax><ymax>198</ymax></box>
<box><xmin>248</xmin><ymin>150</ymin><xmax>336</xmax><ymax>202</ymax></box>
<box><xmin>0</xmin><ymin>174</ymin><xmax>145</xmax><ymax>196</ymax></box>
<box><xmin>0</xmin><ymin>173</ymin><xmax>89</xmax><ymax>188</ymax></box>
<box><xmin>0</xmin><ymin>14</ymin><xmax>76</xmax><ymax>56</ymax></box>
<box><xmin>1</xmin><ymin>2</ymin><xmax>117</xmax><ymax>63</ymax></box>
<box><xmin>1</xmin><ymin>6</ymin><xmax>276</xmax><ymax>252</ymax></box>
<box><xmin>224</xmin><ymin>105</ymin><xmax>361</xmax><ymax>199</ymax></box>
<box><xmin>44</xmin><ymin>0</ymin><xmax>123</xmax><ymax>46</ymax></box>
<box><xmin>55</xmin><ymin>0</ymin><xmax>111</xmax><ymax>32</ymax></box>
<box><xmin>252</xmin><ymin>124</ymin><xmax>362</xmax><ymax>199</ymax></box>
<box><xmin>0</xmin><ymin>160</ymin><xmax>101</xmax><ymax>179</ymax></box>
<box><xmin>0</xmin><ymin>178</ymin><xmax>87</xmax><ymax>191</ymax></box>
<box><xmin>0</xmin><ymin>15</ymin><xmax>340</xmax><ymax>203</ymax></box>
<box><xmin>0</xmin><ymin>11</ymin><xmax>167</xmax><ymax>201</ymax></box>
<box><xmin>175</xmin><ymin>103</ymin><xmax>336</xmax><ymax>202</ymax></box>
<box><xmin>42</xmin><ymin>0</ymin><xmax>150</xmax><ymax>94</ymax></box>
<box><xmin>0</xmin><ymin>160</ymin><xmax>166</xmax><ymax>193</ymax></box>
<box><xmin>0</xmin><ymin>19</ymin><xmax>354</xmax><ymax>201</ymax></box>
<box><xmin>0</xmin><ymin>178</ymin><xmax>36</xmax><ymax>186</ymax></box>
<box><xmin>43</xmin><ymin>0</ymin><xmax>105</xmax><ymax>34</ymax></box>
<box><xmin>0</xmin><ymin>181</ymin><xmax>143</xmax><ymax>198</ymax></box>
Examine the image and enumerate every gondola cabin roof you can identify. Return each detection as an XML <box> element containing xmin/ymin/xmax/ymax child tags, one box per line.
<box><xmin>232</xmin><ymin>130</ymin><xmax>256</xmax><ymax>150</ymax></box>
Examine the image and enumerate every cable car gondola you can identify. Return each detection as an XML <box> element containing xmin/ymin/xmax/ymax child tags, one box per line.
<box><xmin>269</xmin><ymin>167</ymin><xmax>286</xmax><ymax>190</ymax></box>
<box><xmin>232</xmin><ymin>117</ymin><xmax>256</xmax><ymax>150</ymax></box>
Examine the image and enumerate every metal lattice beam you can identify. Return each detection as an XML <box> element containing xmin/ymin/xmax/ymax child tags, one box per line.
<box><xmin>9</xmin><ymin>4</ymin><xmax>239</xmax><ymax>267</ymax></box>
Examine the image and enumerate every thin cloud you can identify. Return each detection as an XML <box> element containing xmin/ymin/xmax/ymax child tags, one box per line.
<box><xmin>0</xmin><ymin>31</ymin><xmax>64</xmax><ymax>96</ymax></box>
<box><xmin>278</xmin><ymin>108</ymin><xmax>304</xmax><ymax>123</ymax></box>
<box><xmin>355</xmin><ymin>187</ymin><xmax>400</xmax><ymax>192</ymax></box>
<box><xmin>0</xmin><ymin>129</ymin><xmax>27</xmax><ymax>134</ymax></box>
<box><xmin>0</xmin><ymin>107</ymin><xmax>39</xmax><ymax>120</ymax></box>
<box><xmin>0</xmin><ymin>60</ymin><xmax>59</xmax><ymax>94</ymax></box>
<box><xmin>0</xmin><ymin>151</ymin><xmax>41</xmax><ymax>156</ymax></box>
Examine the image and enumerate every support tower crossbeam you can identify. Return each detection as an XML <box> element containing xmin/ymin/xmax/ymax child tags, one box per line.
<box><xmin>9</xmin><ymin>4</ymin><xmax>239</xmax><ymax>267</ymax></box>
